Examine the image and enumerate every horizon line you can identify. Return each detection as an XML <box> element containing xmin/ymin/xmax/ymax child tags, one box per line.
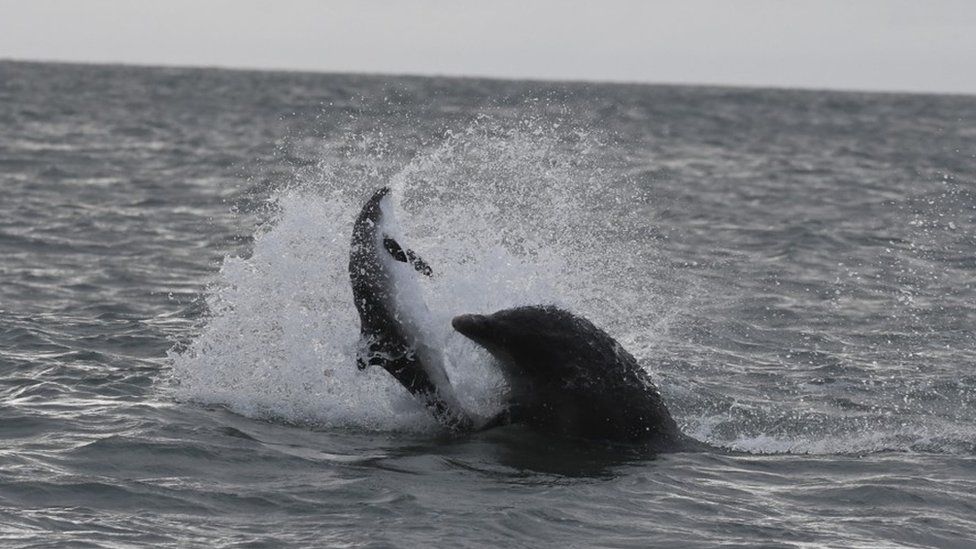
<box><xmin>3</xmin><ymin>56</ymin><xmax>974</xmax><ymax>100</ymax></box>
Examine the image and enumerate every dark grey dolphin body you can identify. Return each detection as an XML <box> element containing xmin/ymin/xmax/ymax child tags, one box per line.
<box><xmin>349</xmin><ymin>187</ymin><xmax>473</xmax><ymax>431</ymax></box>
<box><xmin>348</xmin><ymin>188</ymin><xmax>692</xmax><ymax>449</ymax></box>
<box><xmin>452</xmin><ymin>306</ymin><xmax>693</xmax><ymax>450</ymax></box>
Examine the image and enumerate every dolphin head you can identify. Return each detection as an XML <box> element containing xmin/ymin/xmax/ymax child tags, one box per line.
<box><xmin>453</xmin><ymin>306</ymin><xmax>685</xmax><ymax>445</ymax></box>
<box><xmin>452</xmin><ymin>306</ymin><xmax>587</xmax><ymax>378</ymax></box>
<box><xmin>451</xmin><ymin>313</ymin><xmax>505</xmax><ymax>353</ymax></box>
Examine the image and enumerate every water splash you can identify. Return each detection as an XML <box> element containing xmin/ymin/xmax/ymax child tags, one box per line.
<box><xmin>169</xmin><ymin>115</ymin><xmax>676</xmax><ymax>431</ymax></box>
<box><xmin>169</xmin><ymin>113</ymin><xmax>975</xmax><ymax>455</ymax></box>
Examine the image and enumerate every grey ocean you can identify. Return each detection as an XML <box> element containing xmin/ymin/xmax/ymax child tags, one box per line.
<box><xmin>1</xmin><ymin>61</ymin><xmax>975</xmax><ymax>548</ymax></box>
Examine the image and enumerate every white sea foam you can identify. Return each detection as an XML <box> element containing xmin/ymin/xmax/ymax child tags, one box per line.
<box><xmin>168</xmin><ymin>114</ymin><xmax>976</xmax><ymax>455</ymax></box>
<box><xmin>169</xmin><ymin>117</ymin><xmax>659</xmax><ymax>431</ymax></box>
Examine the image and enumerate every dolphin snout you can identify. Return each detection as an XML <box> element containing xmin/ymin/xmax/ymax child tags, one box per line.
<box><xmin>451</xmin><ymin>314</ymin><xmax>489</xmax><ymax>338</ymax></box>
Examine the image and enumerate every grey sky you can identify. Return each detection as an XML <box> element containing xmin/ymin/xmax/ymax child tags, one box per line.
<box><xmin>1</xmin><ymin>0</ymin><xmax>973</xmax><ymax>94</ymax></box>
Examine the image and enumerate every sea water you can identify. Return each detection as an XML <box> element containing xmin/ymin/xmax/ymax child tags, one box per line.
<box><xmin>1</xmin><ymin>61</ymin><xmax>975</xmax><ymax>547</ymax></box>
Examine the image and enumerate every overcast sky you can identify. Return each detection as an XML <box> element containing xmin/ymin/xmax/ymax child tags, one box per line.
<box><xmin>1</xmin><ymin>0</ymin><xmax>973</xmax><ymax>95</ymax></box>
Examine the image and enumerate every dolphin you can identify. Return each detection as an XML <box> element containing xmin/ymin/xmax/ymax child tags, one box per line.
<box><xmin>452</xmin><ymin>305</ymin><xmax>693</xmax><ymax>450</ymax></box>
<box><xmin>349</xmin><ymin>187</ymin><xmax>474</xmax><ymax>432</ymax></box>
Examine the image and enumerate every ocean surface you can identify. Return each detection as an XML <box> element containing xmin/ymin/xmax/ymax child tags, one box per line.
<box><xmin>1</xmin><ymin>60</ymin><xmax>975</xmax><ymax>548</ymax></box>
